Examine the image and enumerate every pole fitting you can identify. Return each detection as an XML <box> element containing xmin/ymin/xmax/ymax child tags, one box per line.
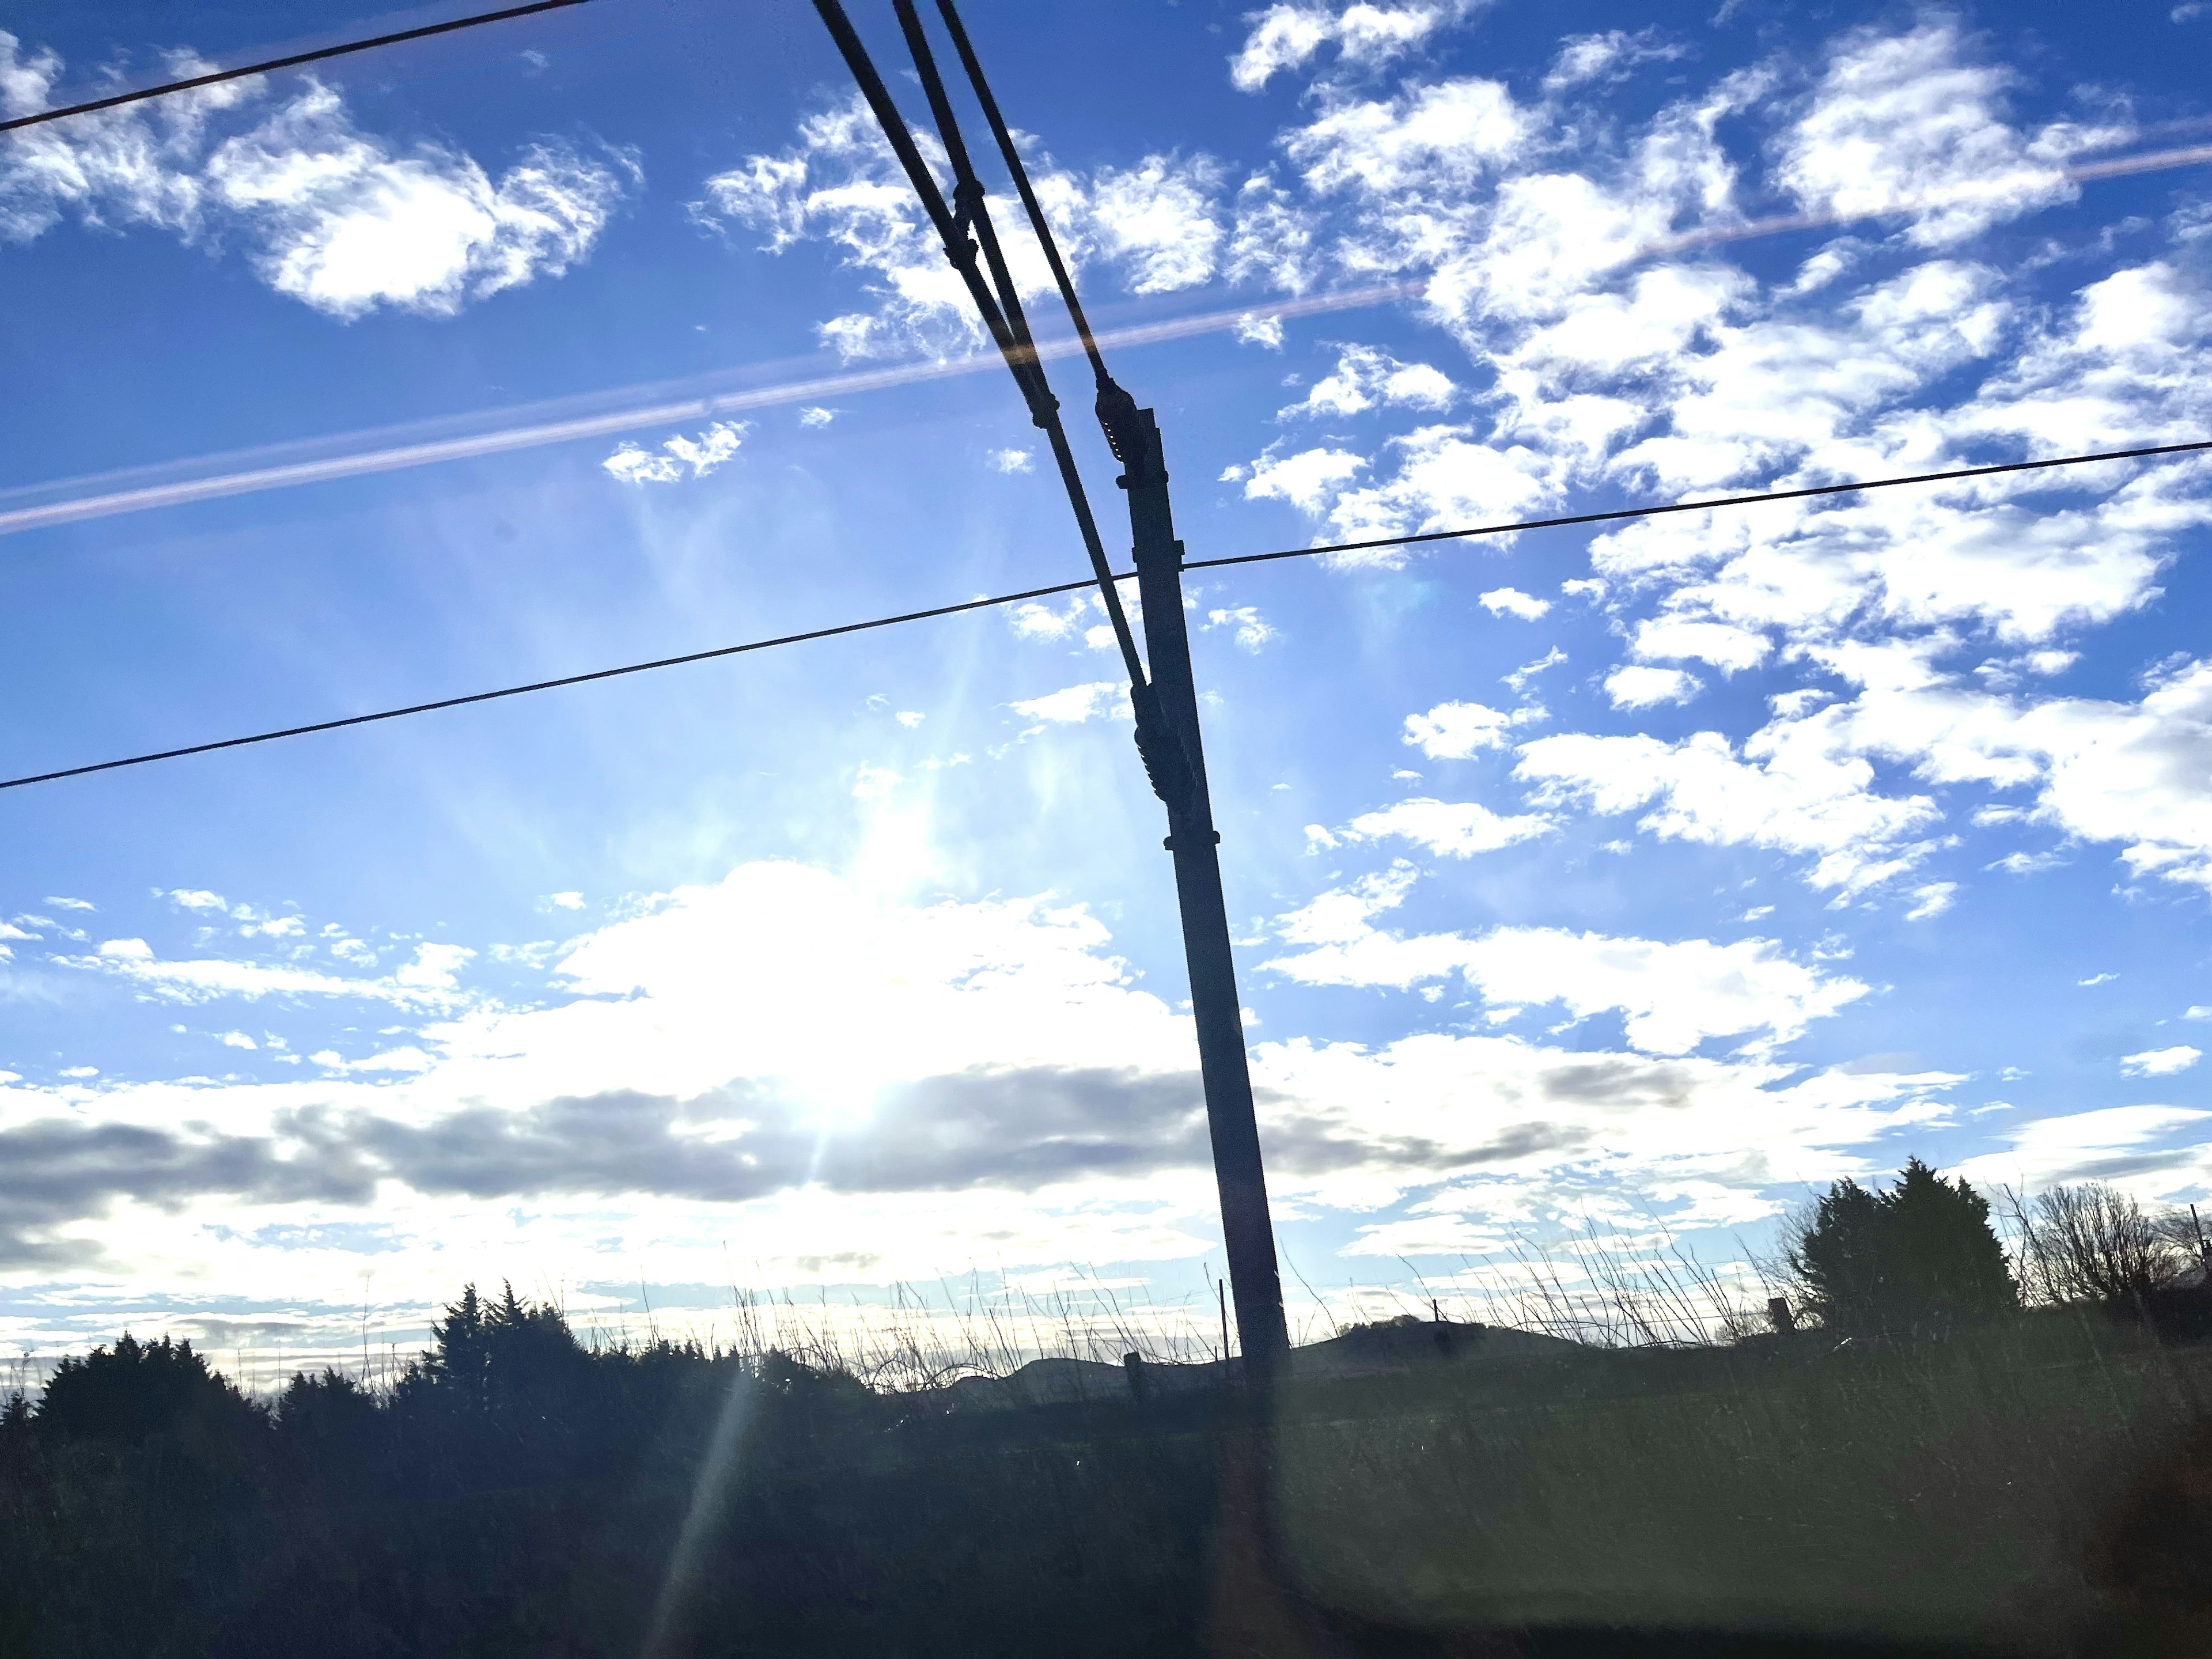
<box><xmin>1130</xmin><ymin>681</ymin><xmax>1198</xmax><ymax>815</ymax></box>
<box><xmin>1094</xmin><ymin>379</ymin><xmax>1155</xmax><ymax>488</ymax></box>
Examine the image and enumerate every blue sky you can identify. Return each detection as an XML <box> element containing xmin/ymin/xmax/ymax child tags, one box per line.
<box><xmin>2</xmin><ymin>0</ymin><xmax>2209</xmax><ymax>1366</ymax></box>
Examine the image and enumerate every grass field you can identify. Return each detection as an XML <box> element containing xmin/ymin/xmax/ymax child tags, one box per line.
<box><xmin>5</xmin><ymin>1306</ymin><xmax>2209</xmax><ymax>1657</ymax></box>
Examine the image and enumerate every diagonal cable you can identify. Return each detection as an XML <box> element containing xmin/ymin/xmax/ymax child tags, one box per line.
<box><xmin>817</xmin><ymin>0</ymin><xmax>1196</xmax><ymax>804</ymax></box>
<box><xmin>932</xmin><ymin>0</ymin><xmax>1153</xmax><ymax>486</ymax></box>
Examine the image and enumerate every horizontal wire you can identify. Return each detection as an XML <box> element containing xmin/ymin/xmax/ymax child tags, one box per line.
<box><xmin>1184</xmin><ymin>438</ymin><xmax>2212</xmax><ymax>571</ymax></box>
<box><xmin>0</xmin><ymin>0</ymin><xmax>591</xmax><ymax>134</ymax></box>
<box><xmin>2</xmin><ymin>437</ymin><xmax>2205</xmax><ymax>794</ymax></box>
<box><xmin>0</xmin><ymin>575</ymin><xmax>1107</xmax><ymax>793</ymax></box>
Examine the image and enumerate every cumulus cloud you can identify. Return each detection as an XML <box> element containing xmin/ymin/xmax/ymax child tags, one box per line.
<box><xmin>2122</xmin><ymin>1046</ymin><xmax>2202</xmax><ymax>1078</ymax></box>
<box><xmin>987</xmin><ymin>447</ymin><xmax>1034</xmax><ymax>475</ymax></box>
<box><xmin>1203</xmin><ymin>605</ymin><xmax>1279</xmax><ymax>651</ymax></box>
<box><xmin>1903</xmin><ymin>882</ymin><xmax>1957</xmax><ymax>921</ymax></box>
<box><xmin>1263</xmin><ymin>864</ymin><xmax>1868</xmax><ymax>1054</ymax></box>
<box><xmin>1478</xmin><ymin>586</ymin><xmax>1549</xmax><ymax>620</ymax></box>
<box><xmin>603</xmin><ymin>421</ymin><xmax>745</xmax><ymax>484</ymax></box>
<box><xmin>1242</xmin><ymin>444</ymin><xmax>1368</xmax><ymax>513</ymax></box>
<box><xmin>1518</xmin><ymin>725</ymin><xmax>1942</xmax><ymax>899</ymax></box>
<box><xmin>692</xmin><ymin>93</ymin><xmax>1230</xmax><ymax>357</ymax></box>
<box><xmin>1229</xmin><ymin>2</ymin><xmax>1473</xmax><ymax>93</ymax></box>
<box><xmin>0</xmin><ymin>42</ymin><xmax>635</xmax><ymax>318</ymax></box>
<box><xmin>1285</xmin><ymin>76</ymin><xmax>1529</xmax><ymax>196</ymax></box>
<box><xmin>1403</xmin><ymin>699</ymin><xmax>1531</xmax><ymax>758</ymax></box>
<box><xmin>1605</xmin><ymin>665</ymin><xmax>1701</xmax><ymax>709</ymax></box>
<box><xmin>1281</xmin><ymin>343</ymin><xmax>1457</xmax><ymax>419</ymax></box>
<box><xmin>1011</xmin><ymin>681</ymin><xmax>1131</xmax><ymax>724</ymax></box>
<box><xmin>1773</xmin><ymin>22</ymin><xmax>2109</xmax><ymax>249</ymax></box>
<box><xmin>0</xmin><ymin>862</ymin><xmax>1958</xmax><ymax>1282</ymax></box>
<box><xmin>1309</xmin><ymin>798</ymin><xmax>1552</xmax><ymax>858</ymax></box>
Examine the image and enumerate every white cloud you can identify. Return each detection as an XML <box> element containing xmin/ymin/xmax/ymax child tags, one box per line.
<box><xmin>1281</xmin><ymin>343</ymin><xmax>1457</xmax><ymax>419</ymax></box>
<box><xmin>1235</xmin><ymin>311</ymin><xmax>1287</xmax><ymax>349</ymax></box>
<box><xmin>2122</xmin><ymin>1046</ymin><xmax>2201</xmax><ymax>1078</ymax></box>
<box><xmin>1229</xmin><ymin>2</ymin><xmax>1471</xmax><ymax>93</ymax></box>
<box><xmin>693</xmin><ymin>95</ymin><xmax>1228</xmax><ymax>357</ymax></box>
<box><xmin>1286</xmin><ymin>77</ymin><xmax>1528</xmax><ymax>196</ymax></box>
<box><xmin>1604</xmin><ymin>665</ymin><xmax>1701</xmax><ymax>709</ymax></box>
<box><xmin>1403</xmin><ymin>699</ymin><xmax>1521</xmax><ymax>759</ymax></box>
<box><xmin>1631</xmin><ymin>618</ymin><xmax>1770</xmax><ymax>673</ymax></box>
<box><xmin>1204</xmin><ymin>606</ymin><xmax>1278</xmax><ymax>651</ymax></box>
<box><xmin>1311</xmin><ymin>425</ymin><xmax>1562</xmax><ymax>552</ymax></box>
<box><xmin>1228</xmin><ymin>173</ymin><xmax>1323</xmax><ymax>293</ymax></box>
<box><xmin>1957</xmin><ymin>1105</ymin><xmax>2212</xmax><ymax>1198</ymax></box>
<box><xmin>1242</xmin><ymin>445</ymin><xmax>1366</xmax><ymax>513</ymax></box>
<box><xmin>1543</xmin><ymin>29</ymin><xmax>1685</xmax><ymax>93</ymax></box>
<box><xmin>1010</xmin><ymin>681</ymin><xmax>1131</xmax><ymax>724</ymax></box>
<box><xmin>895</xmin><ymin>710</ymin><xmax>925</xmax><ymax>728</ymax></box>
<box><xmin>2079</xmin><ymin>972</ymin><xmax>2119</xmax><ymax>987</ymax></box>
<box><xmin>59</xmin><ymin>936</ymin><xmax>474</xmax><ymax>1009</ymax></box>
<box><xmin>798</xmin><ymin>405</ymin><xmax>836</xmax><ymax>427</ymax></box>
<box><xmin>0</xmin><ymin>861</ymin><xmax>1977</xmax><ymax>1302</ymax></box>
<box><xmin>1320</xmin><ymin>798</ymin><xmax>1553</xmax><ymax>857</ymax></box>
<box><xmin>217</xmin><ymin>1032</ymin><xmax>258</xmax><ymax>1050</ymax></box>
<box><xmin>1773</xmin><ymin>22</ymin><xmax>2104</xmax><ymax>249</ymax></box>
<box><xmin>1007</xmin><ymin>594</ymin><xmax>1094</xmax><ymax>642</ymax></box>
<box><xmin>1903</xmin><ymin>882</ymin><xmax>1957</xmax><ymax>921</ymax></box>
<box><xmin>1263</xmin><ymin>865</ymin><xmax>1866</xmax><ymax>1054</ymax></box>
<box><xmin>1</xmin><ymin>40</ymin><xmax>635</xmax><ymax>317</ymax></box>
<box><xmin>603</xmin><ymin>421</ymin><xmax>744</xmax><ymax>484</ymax></box>
<box><xmin>1503</xmin><ymin>647</ymin><xmax>1566</xmax><ymax>693</ymax></box>
<box><xmin>1517</xmin><ymin>727</ymin><xmax>1942</xmax><ymax>899</ymax></box>
<box><xmin>165</xmin><ymin>889</ymin><xmax>228</xmax><ymax>912</ymax></box>
<box><xmin>547</xmin><ymin>892</ymin><xmax>585</xmax><ymax>911</ymax></box>
<box><xmin>1084</xmin><ymin>154</ymin><xmax>1226</xmax><ymax>293</ymax></box>
<box><xmin>1478</xmin><ymin>586</ymin><xmax>1550</xmax><ymax>620</ymax></box>
<box><xmin>1525</xmin><ymin>638</ymin><xmax>2212</xmax><ymax>896</ymax></box>
<box><xmin>204</xmin><ymin>89</ymin><xmax>635</xmax><ymax>319</ymax></box>
<box><xmin>394</xmin><ymin>943</ymin><xmax>475</xmax><ymax>992</ymax></box>
<box><xmin>43</xmin><ymin>896</ymin><xmax>94</xmax><ymax>911</ymax></box>
<box><xmin>987</xmin><ymin>447</ymin><xmax>1035</xmax><ymax>475</ymax></box>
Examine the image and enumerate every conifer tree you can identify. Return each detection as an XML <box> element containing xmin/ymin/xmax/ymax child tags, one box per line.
<box><xmin>1787</xmin><ymin>1158</ymin><xmax>2017</xmax><ymax>1337</ymax></box>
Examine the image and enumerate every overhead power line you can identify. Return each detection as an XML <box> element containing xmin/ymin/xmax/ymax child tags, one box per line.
<box><xmin>0</xmin><ymin>0</ymin><xmax>591</xmax><ymax>135</ymax></box>
<box><xmin>1183</xmin><ymin>437</ymin><xmax>2212</xmax><ymax>573</ymax></box>
<box><xmin>0</xmin><ymin>574</ymin><xmax>1107</xmax><ymax>793</ymax></box>
<box><xmin>1</xmin><ymin>437</ymin><xmax>2204</xmax><ymax>796</ymax></box>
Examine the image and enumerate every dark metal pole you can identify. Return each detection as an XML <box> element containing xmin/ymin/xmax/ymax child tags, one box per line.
<box><xmin>1115</xmin><ymin>407</ymin><xmax>1291</xmax><ymax>1374</ymax></box>
<box><xmin>813</xmin><ymin>0</ymin><xmax>1291</xmax><ymax>1374</ymax></box>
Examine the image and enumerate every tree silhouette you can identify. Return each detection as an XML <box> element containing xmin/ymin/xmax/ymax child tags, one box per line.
<box><xmin>2004</xmin><ymin>1181</ymin><xmax>2192</xmax><ymax>1306</ymax></box>
<box><xmin>35</xmin><ymin>1332</ymin><xmax>259</xmax><ymax>1443</ymax></box>
<box><xmin>1788</xmin><ymin>1158</ymin><xmax>2017</xmax><ymax>1338</ymax></box>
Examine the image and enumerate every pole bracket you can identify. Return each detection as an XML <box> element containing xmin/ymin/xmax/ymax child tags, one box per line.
<box><xmin>1162</xmin><ymin>831</ymin><xmax>1221</xmax><ymax>853</ymax></box>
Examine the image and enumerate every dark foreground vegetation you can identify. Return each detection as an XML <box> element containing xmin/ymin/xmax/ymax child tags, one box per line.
<box><xmin>5</xmin><ymin>1170</ymin><xmax>2211</xmax><ymax>1658</ymax></box>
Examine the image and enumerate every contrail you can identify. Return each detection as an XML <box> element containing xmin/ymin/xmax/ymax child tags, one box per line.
<box><xmin>0</xmin><ymin>283</ymin><xmax>1412</xmax><ymax>540</ymax></box>
<box><xmin>6</xmin><ymin>139</ymin><xmax>2205</xmax><ymax>541</ymax></box>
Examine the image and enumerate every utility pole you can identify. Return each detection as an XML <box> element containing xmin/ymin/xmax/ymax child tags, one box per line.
<box><xmin>815</xmin><ymin>0</ymin><xmax>1291</xmax><ymax>1374</ymax></box>
<box><xmin>1113</xmin><ymin>404</ymin><xmax>1291</xmax><ymax>1375</ymax></box>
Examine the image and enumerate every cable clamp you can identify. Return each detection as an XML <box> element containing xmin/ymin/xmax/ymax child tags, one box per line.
<box><xmin>1162</xmin><ymin>831</ymin><xmax>1221</xmax><ymax>853</ymax></box>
